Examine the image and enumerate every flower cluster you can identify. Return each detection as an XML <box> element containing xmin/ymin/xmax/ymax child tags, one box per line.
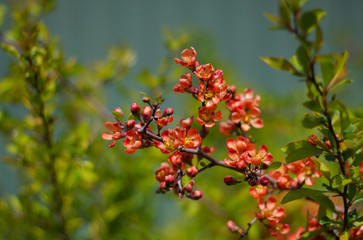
<box><xmin>269</xmin><ymin>157</ymin><xmax>322</xmax><ymax>189</ymax></box>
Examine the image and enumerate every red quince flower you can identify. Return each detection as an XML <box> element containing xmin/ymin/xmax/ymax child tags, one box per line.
<box><xmin>173</xmin><ymin>73</ymin><xmax>193</xmax><ymax>93</ymax></box>
<box><xmin>102</xmin><ymin>122</ymin><xmax>126</xmax><ymax>148</ymax></box>
<box><xmin>196</xmin><ymin>105</ymin><xmax>222</xmax><ymax>128</ymax></box>
<box><xmin>174</xmin><ymin>47</ymin><xmax>197</xmax><ymax>70</ymax></box>
<box><xmin>154</xmin><ymin>108</ymin><xmax>174</xmax><ymax>128</ymax></box>
<box><xmin>295</xmin><ymin>157</ymin><xmax>322</xmax><ymax>186</ymax></box>
<box><xmin>350</xmin><ymin>226</ymin><xmax>363</xmax><ymax>240</ymax></box>
<box><xmin>287</xmin><ymin>226</ymin><xmax>305</xmax><ymax>240</ymax></box>
<box><xmin>307</xmin><ymin>214</ymin><xmax>322</xmax><ymax>232</ymax></box>
<box><xmin>179</xmin><ymin>116</ymin><xmax>194</xmax><ymax>130</ymax></box>
<box><xmin>179</xmin><ymin>128</ymin><xmax>202</xmax><ymax>149</ymax></box>
<box><xmin>168</xmin><ymin>151</ymin><xmax>183</xmax><ymax>168</ymax></box>
<box><xmin>123</xmin><ymin>130</ymin><xmax>142</xmax><ymax>154</ymax></box>
<box><xmin>247</xmin><ymin>144</ymin><xmax>273</xmax><ymax>166</ymax></box>
<box><xmin>219</xmin><ymin>120</ymin><xmax>238</xmax><ymax>136</ymax></box>
<box><xmin>224</xmin><ymin>136</ymin><xmax>255</xmax><ymax>169</ymax></box>
<box><xmin>155</xmin><ymin>162</ymin><xmax>175</xmax><ymax>182</ymax></box>
<box><xmin>154</xmin><ymin>129</ymin><xmax>180</xmax><ymax>154</ymax></box>
<box><xmin>194</xmin><ymin>63</ymin><xmax>214</xmax><ymax>81</ymax></box>
<box><xmin>249</xmin><ymin>184</ymin><xmax>268</xmax><ymax>199</ymax></box>
<box><xmin>255</xmin><ymin>196</ymin><xmax>286</xmax><ymax>224</ymax></box>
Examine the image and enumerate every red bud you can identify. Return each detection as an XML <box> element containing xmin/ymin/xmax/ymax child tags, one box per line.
<box><xmin>186</xmin><ymin>166</ymin><xmax>198</xmax><ymax>177</ymax></box>
<box><xmin>190</xmin><ymin>190</ymin><xmax>203</xmax><ymax>200</ymax></box>
<box><xmin>224</xmin><ymin>176</ymin><xmax>240</xmax><ymax>185</ymax></box>
<box><xmin>260</xmin><ymin>176</ymin><xmax>270</xmax><ymax>186</ymax></box>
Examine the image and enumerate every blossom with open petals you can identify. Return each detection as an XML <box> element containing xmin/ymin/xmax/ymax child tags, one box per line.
<box><xmin>155</xmin><ymin>162</ymin><xmax>176</xmax><ymax>182</ymax></box>
<box><xmin>196</xmin><ymin>105</ymin><xmax>222</xmax><ymax>128</ymax></box>
<box><xmin>154</xmin><ymin>129</ymin><xmax>180</xmax><ymax>154</ymax></box>
<box><xmin>178</xmin><ymin>128</ymin><xmax>202</xmax><ymax>149</ymax></box>
<box><xmin>174</xmin><ymin>73</ymin><xmax>193</xmax><ymax>93</ymax></box>
<box><xmin>224</xmin><ymin>136</ymin><xmax>255</xmax><ymax>169</ymax></box>
<box><xmin>102</xmin><ymin>122</ymin><xmax>126</xmax><ymax>148</ymax></box>
<box><xmin>174</xmin><ymin>47</ymin><xmax>197</xmax><ymax>70</ymax></box>
<box><xmin>194</xmin><ymin>63</ymin><xmax>214</xmax><ymax>81</ymax></box>
<box><xmin>255</xmin><ymin>196</ymin><xmax>286</xmax><ymax>224</ymax></box>
<box><xmin>123</xmin><ymin>130</ymin><xmax>142</xmax><ymax>154</ymax></box>
<box><xmin>249</xmin><ymin>184</ymin><xmax>268</xmax><ymax>199</ymax></box>
<box><xmin>247</xmin><ymin>144</ymin><xmax>273</xmax><ymax>166</ymax></box>
<box><xmin>296</xmin><ymin>157</ymin><xmax>322</xmax><ymax>186</ymax></box>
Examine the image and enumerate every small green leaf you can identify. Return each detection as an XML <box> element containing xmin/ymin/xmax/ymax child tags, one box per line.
<box><xmin>279</xmin><ymin>0</ymin><xmax>291</xmax><ymax>27</ymax></box>
<box><xmin>267</xmin><ymin>162</ymin><xmax>282</xmax><ymax>171</ymax></box>
<box><xmin>282</xmin><ymin>140</ymin><xmax>322</xmax><ymax>164</ymax></box>
<box><xmin>260</xmin><ymin>57</ymin><xmax>297</xmax><ymax>73</ymax></box>
<box><xmin>296</xmin><ymin>45</ymin><xmax>310</xmax><ymax>72</ymax></box>
<box><xmin>299</xmin><ymin>9</ymin><xmax>326</xmax><ymax>34</ymax></box>
<box><xmin>347</xmin><ymin>184</ymin><xmax>357</xmax><ymax>202</ymax></box>
<box><xmin>301</xmin><ymin>113</ymin><xmax>324</xmax><ymax>129</ymax></box>
<box><xmin>303</xmin><ymin>100</ymin><xmax>322</xmax><ymax>112</ymax></box>
<box><xmin>320</xmin><ymin>62</ymin><xmax>335</xmax><ymax>86</ymax></box>
<box><xmin>263</xmin><ymin>12</ymin><xmax>281</xmax><ymax>25</ymax></box>
<box><xmin>319</xmin><ymin>216</ymin><xmax>335</xmax><ymax>225</ymax></box>
<box><xmin>281</xmin><ymin>188</ymin><xmax>337</xmax><ymax>212</ymax></box>
<box><xmin>112</xmin><ymin>110</ymin><xmax>124</xmax><ymax>123</ymax></box>
<box><xmin>343</xmin><ymin>125</ymin><xmax>356</xmax><ymax>139</ymax></box>
<box><xmin>0</xmin><ymin>43</ymin><xmax>20</xmax><ymax>58</ymax></box>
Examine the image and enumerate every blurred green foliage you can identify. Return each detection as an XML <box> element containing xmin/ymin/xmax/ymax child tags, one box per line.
<box><xmin>2</xmin><ymin>0</ymin><xmax>357</xmax><ymax>239</ymax></box>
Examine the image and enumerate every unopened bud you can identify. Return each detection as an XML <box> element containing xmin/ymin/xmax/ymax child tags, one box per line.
<box><xmin>307</xmin><ymin>135</ymin><xmax>318</xmax><ymax>146</ymax></box>
<box><xmin>190</xmin><ymin>190</ymin><xmax>203</xmax><ymax>200</ymax></box>
<box><xmin>126</xmin><ymin>119</ymin><xmax>135</xmax><ymax>129</ymax></box>
<box><xmin>227</xmin><ymin>85</ymin><xmax>237</xmax><ymax>94</ymax></box>
<box><xmin>165</xmin><ymin>175</ymin><xmax>175</xmax><ymax>185</ymax></box>
<box><xmin>224</xmin><ymin>176</ymin><xmax>240</xmax><ymax>185</ymax></box>
<box><xmin>248</xmin><ymin>179</ymin><xmax>258</xmax><ymax>186</ymax></box>
<box><xmin>260</xmin><ymin>176</ymin><xmax>270</xmax><ymax>186</ymax></box>
<box><xmin>162</xmin><ymin>107</ymin><xmax>174</xmax><ymax>116</ymax></box>
<box><xmin>184</xmin><ymin>184</ymin><xmax>193</xmax><ymax>192</ymax></box>
<box><xmin>160</xmin><ymin>181</ymin><xmax>167</xmax><ymax>189</ymax></box>
<box><xmin>142</xmin><ymin>106</ymin><xmax>152</xmax><ymax>121</ymax></box>
<box><xmin>113</xmin><ymin>108</ymin><xmax>124</xmax><ymax>118</ymax></box>
<box><xmin>130</xmin><ymin>103</ymin><xmax>140</xmax><ymax>115</ymax></box>
<box><xmin>226</xmin><ymin>220</ymin><xmax>238</xmax><ymax>233</ymax></box>
<box><xmin>189</xmin><ymin>179</ymin><xmax>195</xmax><ymax>185</ymax></box>
<box><xmin>142</xmin><ymin>96</ymin><xmax>150</xmax><ymax>103</ymax></box>
<box><xmin>186</xmin><ymin>166</ymin><xmax>198</xmax><ymax>177</ymax></box>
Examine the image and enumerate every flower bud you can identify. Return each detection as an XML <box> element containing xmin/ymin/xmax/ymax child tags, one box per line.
<box><xmin>307</xmin><ymin>134</ymin><xmax>318</xmax><ymax>146</ymax></box>
<box><xmin>162</xmin><ymin>107</ymin><xmax>174</xmax><ymax>116</ymax></box>
<box><xmin>126</xmin><ymin>119</ymin><xmax>135</xmax><ymax>129</ymax></box>
<box><xmin>226</xmin><ymin>220</ymin><xmax>238</xmax><ymax>233</ymax></box>
<box><xmin>248</xmin><ymin>179</ymin><xmax>258</xmax><ymax>186</ymax></box>
<box><xmin>160</xmin><ymin>181</ymin><xmax>167</xmax><ymax>189</ymax></box>
<box><xmin>165</xmin><ymin>175</ymin><xmax>175</xmax><ymax>185</ymax></box>
<box><xmin>184</xmin><ymin>184</ymin><xmax>193</xmax><ymax>192</ymax></box>
<box><xmin>142</xmin><ymin>96</ymin><xmax>150</xmax><ymax>103</ymax></box>
<box><xmin>142</xmin><ymin>106</ymin><xmax>152</xmax><ymax>121</ymax></box>
<box><xmin>190</xmin><ymin>190</ymin><xmax>203</xmax><ymax>200</ymax></box>
<box><xmin>224</xmin><ymin>176</ymin><xmax>240</xmax><ymax>185</ymax></box>
<box><xmin>227</xmin><ymin>85</ymin><xmax>237</xmax><ymax>94</ymax></box>
<box><xmin>113</xmin><ymin>107</ymin><xmax>124</xmax><ymax>118</ymax></box>
<box><xmin>189</xmin><ymin>179</ymin><xmax>195</xmax><ymax>185</ymax></box>
<box><xmin>130</xmin><ymin>103</ymin><xmax>140</xmax><ymax>115</ymax></box>
<box><xmin>186</xmin><ymin>166</ymin><xmax>198</xmax><ymax>177</ymax></box>
<box><xmin>260</xmin><ymin>176</ymin><xmax>270</xmax><ymax>186</ymax></box>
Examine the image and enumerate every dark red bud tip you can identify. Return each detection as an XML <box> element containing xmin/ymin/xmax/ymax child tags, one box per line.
<box><xmin>162</xmin><ymin>107</ymin><xmax>174</xmax><ymax>116</ymax></box>
<box><xmin>248</xmin><ymin>179</ymin><xmax>258</xmax><ymax>186</ymax></box>
<box><xmin>190</xmin><ymin>190</ymin><xmax>203</xmax><ymax>200</ymax></box>
<box><xmin>186</xmin><ymin>166</ymin><xmax>198</xmax><ymax>177</ymax></box>
<box><xmin>130</xmin><ymin>103</ymin><xmax>140</xmax><ymax>115</ymax></box>
<box><xmin>142</xmin><ymin>106</ymin><xmax>152</xmax><ymax>121</ymax></box>
<box><xmin>260</xmin><ymin>176</ymin><xmax>270</xmax><ymax>186</ymax></box>
<box><xmin>224</xmin><ymin>176</ymin><xmax>240</xmax><ymax>186</ymax></box>
<box><xmin>126</xmin><ymin>119</ymin><xmax>135</xmax><ymax>129</ymax></box>
<box><xmin>189</xmin><ymin>179</ymin><xmax>195</xmax><ymax>185</ymax></box>
<box><xmin>142</xmin><ymin>96</ymin><xmax>150</xmax><ymax>103</ymax></box>
<box><xmin>307</xmin><ymin>134</ymin><xmax>318</xmax><ymax>146</ymax></box>
<box><xmin>184</xmin><ymin>184</ymin><xmax>193</xmax><ymax>192</ymax></box>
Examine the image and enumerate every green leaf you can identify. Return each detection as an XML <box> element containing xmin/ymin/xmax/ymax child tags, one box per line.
<box><xmin>326</xmin><ymin>51</ymin><xmax>349</xmax><ymax>92</ymax></box>
<box><xmin>320</xmin><ymin>62</ymin><xmax>335</xmax><ymax>86</ymax></box>
<box><xmin>296</xmin><ymin>45</ymin><xmax>310</xmax><ymax>73</ymax></box>
<box><xmin>281</xmin><ymin>188</ymin><xmax>337</xmax><ymax>212</ymax></box>
<box><xmin>299</xmin><ymin>9</ymin><xmax>326</xmax><ymax>34</ymax></box>
<box><xmin>260</xmin><ymin>57</ymin><xmax>297</xmax><ymax>73</ymax></box>
<box><xmin>279</xmin><ymin>0</ymin><xmax>291</xmax><ymax>27</ymax></box>
<box><xmin>0</xmin><ymin>43</ymin><xmax>20</xmax><ymax>58</ymax></box>
<box><xmin>314</xmin><ymin>25</ymin><xmax>323</xmax><ymax>53</ymax></box>
<box><xmin>301</xmin><ymin>113</ymin><xmax>324</xmax><ymax>129</ymax></box>
<box><xmin>343</xmin><ymin>125</ymin><xmax>356</xmax><ymax>139</ymax></box>
<box><xmin>354</xmin><ymin>138</ymin><xmax>363</xmax><ymax>152</ymax></box>
<box><xmin>303</xmin><ymin>100</ymin><xmax>322</xmax><ymax>112</ymax></box>
<box><xmin>267</xmin><ymin>161</ymin><xmax>282</xmax><ymax>171</ymax></box>
<box><xmin>263</xmin><ymin>12</ymin><xmax>281</xmax><ymax>25</ymax></box>
<box><xmin>347</xmin><ymin>184</ymin><xmax>357</xmax><ymax>202</ymax></box>
<box><xmin>319</xmin><ymin>216</ymin><xmax>335</xmax><ymax>225</ymax></box>
<box><xmin>352</xmin><ymin>151</ymin><xmax>363</xmax><ymax>167</ymax></box>
<box><xmin>299</xmin><ymin>228</ymin><xmax>328</xmax><ymax>240</ymax></box>
<box><xmin>112</xmin><ymin>110</ymin><xmax>124</xmax><ymax>123</ymax></box>
<box><xmin>282</xmin><ymin>140</ymin><xmax>322</xmax><ymax>164</ymax></box>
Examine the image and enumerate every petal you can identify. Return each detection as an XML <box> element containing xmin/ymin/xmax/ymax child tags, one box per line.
<box><xmin>104</xmin><ymin>122</ymin><xmax>117</xmax><ymax>131</ymax></box>
<box><xmin>102</xmin><ymin>132</ymin><xmax>114</xmax><ymax>140</ymax></box>
<box><xmin>212</xmin><ymin>111</ymin><xmax>222</xmax><ymax>121</ymax></box>
<box><xmin>251</xmin><ymin>118</ymin><xmax>264</xmax><ymax>128</ymax></box>
<box><xmin>266</xmin><ymin>196</ymin><xmax>277</xmax><ymax>210</ymax></box>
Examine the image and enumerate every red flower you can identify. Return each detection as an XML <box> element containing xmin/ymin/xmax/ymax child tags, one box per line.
<box><xmin>174</xmin><ymin>47</ymin><xmax>197</xmax><ymax>70</ymax></box>
<box><xmin>255</xmin><ymin>196</ymin><xmax>286</xmax><ymax>224</ymax></box>
<box><xmin>247</xmin><ymin>144</ymin><xmax>273</xmax><ymax>166</ymax></box>
<box><xmin>173</xmin><ymin>73</ymin><xmax>193</xmax><ymax>93</ymax></box>
<box><xmin>101</xmin><ymin>122</ymin><xmax>126</xmax><ymax>148</ymax></box>
<box><xmin>154</xmin><ymin>108</ymin><xmax>174</xmax><ymax>128</ymax></box>
<box><xmin>179</xmin><ymin>128</ymin><xmax>202</xmax><ymax>149</ymax></box>
<box><xmin>295</xmin><ymin>157</ymin><xmax>322</xmax><ymax>186</ymax></box>
<box><xmin>249</xmin><ymin>184</ymin><xmax>268</xmax><ymax>199</ymax></box>
<box><xmin>224</xmin><ymin>136</ymin><xmax>255</xmax><ymax>169</ymax></box>
<box><xmin>168</xmin><ymin>151</ymin><xmax>183</xmax><ymax>168</ymax></box>
<box><xmin>155</xmin><ymin>162</ymin><xmax>176</xmax><ymax>182</ymax></box>
<box><xmin>219</xmin><ymin>120</ymin><xmax>237</xmax><ymax>136</ymax></box>
<box><xmin>154</xmin><ymin>129</ymin><xmax>180</xmax><ymax>154</ymax></box>
<box><xmin>123</xmin><ymin>130</ymin><xmax>142</xmax><ymax>154</ymax></box>
<box><xmin>196</xmin><ymin>105</ymin><xmax>222</xmax><ymax>128</ymax></box>
<box><xmin>194</xmin><ymin>63</ymin><xmax>214</xmax><ymax>81</ymax></box>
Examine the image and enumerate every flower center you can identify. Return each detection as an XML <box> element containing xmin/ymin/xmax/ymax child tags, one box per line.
<box><xmin>204</xmin><ymin>90</ymin><xmax>214</xmax><ymax>100</ymax></box>
<box><xmin>201</xmin><ymin>112</ymin><xmax>212</xmax><ymax>122</ymax></box>
<box><xmin>164</xmin><ymin>140</ymin><xmax>174</xmax><ymax>150</ymax></box>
